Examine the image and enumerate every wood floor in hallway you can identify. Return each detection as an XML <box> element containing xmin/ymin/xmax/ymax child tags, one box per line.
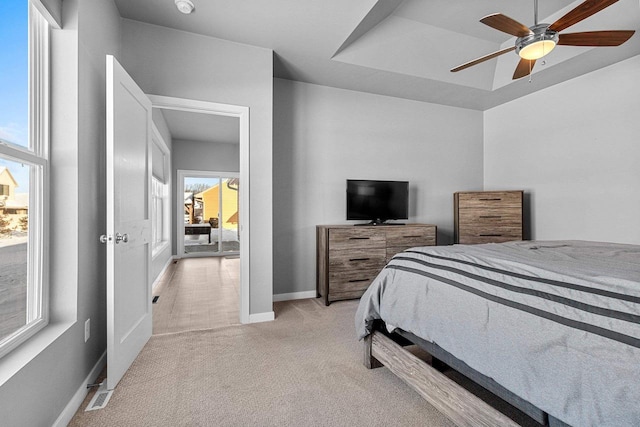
<box><xmin>152</xmin><ymin>256</ymin><xmax>240</xmax><ymax>335</ymax></box>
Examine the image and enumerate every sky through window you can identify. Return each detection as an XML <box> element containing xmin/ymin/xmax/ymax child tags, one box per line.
<box><xmin>0</xmin><ymin>0</ymin><xmax>29</xmax><ymax>189</ymax></box>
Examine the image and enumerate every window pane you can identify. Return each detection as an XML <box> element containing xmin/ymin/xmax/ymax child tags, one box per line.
<box><xmin>151</xmin><ymin>177</ymin><xmax>169</xmax><ymax>253</ymax></box>
<box><xmin>0</xmin><ymin>159</ymin><xmax>31</xmax><ymax>341</ymax></box>
<box><xmin>0</xmin><ymin>1</ymin><xmax>29</xmax><ymax>149</ymax></box>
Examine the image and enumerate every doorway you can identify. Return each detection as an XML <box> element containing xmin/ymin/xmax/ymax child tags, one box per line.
<box><xmin>149</xmin><ymin>95</ymin><xmax>250</xmax><ymax>325</ymax></box>
<box><xmin>180</xmin><ymin>171</ymin><xmax>240</xmax><ymax>256</ymax></box>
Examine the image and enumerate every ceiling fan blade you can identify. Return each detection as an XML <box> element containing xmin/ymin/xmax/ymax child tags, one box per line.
<box><xmin>480</xmin><ymin>14</ymin><xmax>532</xmax><ymax>37</ymax></box>
<box><xmin>451</xmin><ymin>46</ymin><xmax>516</xmax><ymax>73</ymax></box>
<box><xmin>558</xmin><ymin>30</ymin><xmax>635</xmax><ymax>46</ymax></box>
<box><xmin>513</xmin><ymin>58</ymin><xmax>536</xmax><ymax>80</ymax></box>
<box><xmin>549</xmin><ymin>0</ymin><xmax>620</xmax><ymax>33</ymax></box>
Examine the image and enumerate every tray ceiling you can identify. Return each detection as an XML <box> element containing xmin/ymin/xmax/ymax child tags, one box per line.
<box><xmin>115</xmin><ymin>0</ymin><xmax>640</xmax><ymax>110</ymax></box>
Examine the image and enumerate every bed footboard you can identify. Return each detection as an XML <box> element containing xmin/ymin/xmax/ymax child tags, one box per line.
<box><xmin>364</xmin><ymin>330</ymin><xmax>520</xmax><ymax>427</ymax></box>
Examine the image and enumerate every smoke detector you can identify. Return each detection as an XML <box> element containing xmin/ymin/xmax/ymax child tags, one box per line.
<box><xmin>175</xmin><ymin>0</ymin><xmax>195</xmax><ymax>14</ymax></box>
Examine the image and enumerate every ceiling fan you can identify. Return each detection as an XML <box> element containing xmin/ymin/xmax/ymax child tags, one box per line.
<box><xmin>451</xmin><ymin>0</ymin><xmax>636</xmax><ymax>80</ymax></box>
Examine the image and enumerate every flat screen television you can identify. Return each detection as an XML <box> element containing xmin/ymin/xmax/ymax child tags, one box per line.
<box><xmin>346</xmin><ymin>179</ymin><xmax>409</xmax><ymax>225</ymax></box>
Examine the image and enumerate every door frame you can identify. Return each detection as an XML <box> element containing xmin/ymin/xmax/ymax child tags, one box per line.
<box><xmin>149</xmin><ymin>95</ymin><xmax>250</xmax><ymax>325</ymax></box>
<box><xmin>177</xmin><ymin>169</ymin><xmax>240</xmax><ymax>257</ymax></box>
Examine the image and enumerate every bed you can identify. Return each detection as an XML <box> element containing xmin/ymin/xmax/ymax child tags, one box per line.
<box><xmin>355</xmin><ymin>240</ymin><xmax>640</xmax><ymax>427</ymax></box>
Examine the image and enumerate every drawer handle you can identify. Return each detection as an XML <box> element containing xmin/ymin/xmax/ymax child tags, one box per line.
<box><xmin>349</xmin><ymin>237</ymin><xmax>370</xmax><ymax>240</ymax></box>
<box><xmin>479</xmin><ymin>216</ymin><xmax>502</xmax><ymax>219</ymax></box>
<box><xmin>480</xmin><ymin>234</ymin><xmax>503</xmax><ymax>237</ymax></box>
<box><xmin>348</xmin><ymin>279</ymin><xmax>370</xmax><ymax>283</ymax></box>
<box><xmin>349</xmin><ymin>258</ymin><xmax>370</xmax><ymax>261</ymax></box>
<box><xmin>479</xmin><ymin>198</ymin><xmax>502</xmax><ymax>201</ymax></box>
<box><xmin>403</xmin><ymin>235</ymin><xmax>422</xmax><ymax>238</ymax></box>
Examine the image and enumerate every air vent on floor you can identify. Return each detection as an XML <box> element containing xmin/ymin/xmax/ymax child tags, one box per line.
<box><xmin>85</xmin><ymin>383</ymin><xmax>113</xmax><ymax>411</ymax></box>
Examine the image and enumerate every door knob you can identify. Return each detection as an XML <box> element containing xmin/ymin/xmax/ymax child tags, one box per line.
<box><xmin>115</xmin><ymin>233</ymin><xmax>129</xmax><ymax>244</ymax></box>
<box><xmin>99</xmin><ymin>234</ymin><xmax>112</xmax><ymax>244</ymax></box>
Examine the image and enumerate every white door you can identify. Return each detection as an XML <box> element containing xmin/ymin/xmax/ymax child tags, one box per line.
<box><xmin>105</xmin><ymin>55</ymin><xmax>152</xmax><ymax>390</ymax></box>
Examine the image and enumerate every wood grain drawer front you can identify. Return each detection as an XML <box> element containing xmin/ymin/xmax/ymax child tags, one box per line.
<box><xmin>329</xmin><ymin>248</ymin><xmax>386</xmax><ymax>272</ymax></box>
<box><xmin>457</xmin><ymin>191</ymin><xmax>522</xmax><ymax>209</ymax></box>
<box><xmin>458</xmin><ymin>234</ymin><xmax>522</xmax><ymax>245</ymax></box>
<box><xmin>329</xmin><ymin>268</ymin><xmax>382</xmax><ymax>293</ymax></box>
<box><xmin>458</xmin><ymin>208</ymin><xmax>522</xmax><ymax>227</ymax></box>
<box><xmin>328</xmin><ymin>228</ymin><xmax>386</xmax><ymax>250</ymax></box>
<box><xmin>328</xmin><ymin>289</ymin><xmax>369</xmax><ymax>303</ymax></box>
<box><xmin>457</xmin><ymin>224</ymin><xmax>522</xmax><ymax>239</ymax></box>
<box><xmin>386</xmin><ymin>226</ymin><xmax>436</xmax><ymax>247</ymax></box>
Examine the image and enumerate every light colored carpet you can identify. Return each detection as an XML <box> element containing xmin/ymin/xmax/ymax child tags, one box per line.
<box><xmin>70</xmin><ymin>299</ymin><xmax>458</xmax><ymax>426</ymax></box>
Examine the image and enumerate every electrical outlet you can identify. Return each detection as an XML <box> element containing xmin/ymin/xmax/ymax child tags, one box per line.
<box><xmin>84</xmin><ymin>318</ymin><xmax>90</xmax><ymax>342</ymax></box>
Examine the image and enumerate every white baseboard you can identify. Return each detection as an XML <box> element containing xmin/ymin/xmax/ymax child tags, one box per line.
<box><xmin>273</xmin><ymin>290</ymin><xmax>317</xmax><ymax>302</ymax></box>
<box><xmin>152</xmin><ymin>255</ymin><xmax>177</xmax><ymax>293</ymax></box>
<box><xmin>249</xmin><ymin>311</ymin><xmax>275</xmax><ymax>323</ymax></box>
<box><xmin>53</xmin><ymin>350</ymin><xmax>106</xmax><ymax>427</ymax></box>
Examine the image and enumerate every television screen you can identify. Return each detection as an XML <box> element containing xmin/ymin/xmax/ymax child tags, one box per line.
<box><xmin>346</xmin><ymin>180</ymin><xmax>409</xmax><ymax>224</ymax></box>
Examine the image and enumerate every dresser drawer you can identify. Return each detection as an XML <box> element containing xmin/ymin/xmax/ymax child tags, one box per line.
<box><xmin>328</xmin><ymin>228</ymin><xmax>386</xmax><ymax>250</ymax></box>
<box><xmin>458</xmin><ymin>208</ymin><xmax>522</xmax><ymax>226</ymax></box>
<box><xmin>328</xmin><ymin>268</ymin><xmax>382</xmax><ymax>293</ymax></box>
<box><xmin>328</xmin><ymin>289</ymin><xmax>369</xmax><ymax>303</ymax></box>
<box><xmin>457</xmin><ymin>233</ymin><xmax>522</xmax><ymax>245</ymax></box>
<box><xmin>386</xmin><ymin>226</ymin><xmax>436</xmax><ymax>247</ymax></box>
<box><xmin>457</xmin><ymin>191</ymin><xmax>522</xmax><ymax>209</ymax></box>
<box><xmin>329</xmin><ymin>248</ymin><xmax>386</xmax><ymax>272</ymax></box>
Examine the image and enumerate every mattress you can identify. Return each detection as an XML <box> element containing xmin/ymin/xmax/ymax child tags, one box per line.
<box><xmin>355</xmin><ymin>240</ymin><xmax>640</xmax><ymax>426</ymax></box>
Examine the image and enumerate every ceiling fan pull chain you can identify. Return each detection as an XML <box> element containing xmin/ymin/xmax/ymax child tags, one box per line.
<box><xmin>534</xmin><ymin>0</ymin><xmax>538</xmax><ymax>26</ymax></box>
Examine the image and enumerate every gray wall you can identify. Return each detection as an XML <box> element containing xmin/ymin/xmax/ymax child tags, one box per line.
<box><xmin>273</xmin><ymin>78</ymin><xmax>484</xmax><ymax>296</ymax></box>
<box><xmin>172</xmin><ymin>139</ymin><xmax>240</xmax><ymax>173</ymax></box>
<box><xmin>120</xmin><ymin>19</ymin><xmax>274</xmax><ymax>316</ymax></box>
<box><xmin>0</xmin><ymin>0</ymin><xmax>121</xmax><ymax>425</ymax></box>
<box><xmin>484</xmin><ymin>55</ymin><xmax>640</xmax><ymax>245</ymax></box>
<box><xmin>171</xmin><ymin>139</ymin><xmax>240</xmax><ymax>254</ymax></box>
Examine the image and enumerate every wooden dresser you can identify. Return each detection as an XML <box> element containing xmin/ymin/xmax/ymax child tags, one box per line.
<box><xmin>316</xmin><ymin>224</ymin><xmax>437</xmax><ymax>305</ymax></box>
<box><xmin>454</xmin><ymin>190</ymin><xmax>523</xmax><ymax>244</ymax></box>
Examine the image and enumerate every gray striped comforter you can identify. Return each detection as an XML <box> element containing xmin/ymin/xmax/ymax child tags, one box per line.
<box><xmin>355</xmin><ymin>240</ymin><xmax>640</xmax><ymax>427</ymax></box>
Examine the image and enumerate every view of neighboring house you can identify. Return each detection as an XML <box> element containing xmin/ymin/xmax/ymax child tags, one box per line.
<box><xmin>195</xmin><ymin>179</ymin><xmax>239</xmax><ymax>230</ymax></box>
<box><xmin>183</xmin><ymin>179</ymin><xmax>239</xmax><ymax>229</ymax></box>
<box><xmin>0</xmin><ymin>167</ymin><xmax>28</xmax><ymax>235</ymax></box>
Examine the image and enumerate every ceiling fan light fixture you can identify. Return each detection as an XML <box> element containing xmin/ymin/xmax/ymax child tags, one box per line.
<box><xmin>175</xmin><ymin>0</ymin><xmax>195</xmax><ymax>14</ymax></box>
<box><xmin>519</xmin><ymin>39</ymin><xmax>556</xmax><ymax>60</ymax></box>
<box><xmin>516</xmin><ymin>24</ymin><xmax>558</xmax><ymax>60</ymax></box>
<box><xmin>452</xmin><ymin>0</ymin><xmax>633</xmax><ymax>79</ymax></box>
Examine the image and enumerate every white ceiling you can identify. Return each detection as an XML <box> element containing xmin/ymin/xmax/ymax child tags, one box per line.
<box><xmin>158</xmin><ymin>108</ymin><xmax>239</xmax><ymax>145</ymax></box>
<box><xmin>115</xmin><ymin>0</ymin><xmax>640</xmax><ymax>112</ymax></box>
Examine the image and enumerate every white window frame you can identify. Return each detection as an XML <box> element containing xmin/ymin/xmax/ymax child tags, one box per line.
<box><xmin>151</xmin><ymin>176</ymin><xmax>169</xmax><ymax>256</ymax></box>
<box><xmin>0</xmin><ymin>4</ymin><xmax>50</xmax><ymax>359</ymax></box>
<box><xmin>151</xmin><ymin>125</ymin><xmax>170</xmax><ymax>258</ymax></box>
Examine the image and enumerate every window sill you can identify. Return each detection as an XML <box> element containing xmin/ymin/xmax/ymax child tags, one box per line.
<box><xmin>152</xmin><ymin>241</ymin><xmax>170</xmax><ymax>259</ymax></box>
<box><xmin>0</xmin><ymin>320</ymin><xmax>74</xmax><ymax>387</ymax></box>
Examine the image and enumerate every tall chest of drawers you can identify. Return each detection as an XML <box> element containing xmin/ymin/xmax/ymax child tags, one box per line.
<box><xmin>316</xmin><ymin>224</ymin><xmax>437</xmax><ymax>305</ymax></box>
<box><xmin>454</xmin><ymin>190</ymin><xmax>523</xmax><ymax>244</ymax></box>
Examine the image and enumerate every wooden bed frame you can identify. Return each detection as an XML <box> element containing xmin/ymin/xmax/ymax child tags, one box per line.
<box><xmin>364</xmin><ymin>323</ymin><xmax>570</xmax><ymax>427</ymax></box>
